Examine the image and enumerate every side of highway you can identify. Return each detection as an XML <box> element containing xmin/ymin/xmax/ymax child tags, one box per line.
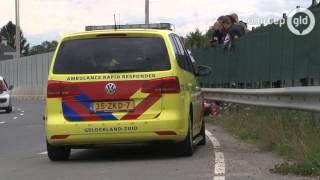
<box><xmin>206</xmin><ymin>122</ymin><xmax>316</xmax><ymax>180</ymax></box>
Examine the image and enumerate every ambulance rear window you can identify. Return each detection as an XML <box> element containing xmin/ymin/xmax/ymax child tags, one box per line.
<box><xmin>53</xmin><ymin>37</ymin><xmax>171</xmax><ymax>74</ymax></box>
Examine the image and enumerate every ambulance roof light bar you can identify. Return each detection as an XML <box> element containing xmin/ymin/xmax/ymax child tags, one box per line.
<box><xmin>85</xmin><ymin>23</ymin><xmax>173</xmax><ymax>31</ymax></box>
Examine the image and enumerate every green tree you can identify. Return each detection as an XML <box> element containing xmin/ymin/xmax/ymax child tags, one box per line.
<box><xmin>0</xmin><ymin>21</ymin><xmax>30</xmax><ymax>56</ymax></box>
<box><xmin>185</xmin><ymin>28</ymin><xmax>211</xmax><ymax>49</ymax></box>
<box><xmin>29</xmin><ymin>41</ymin><xmax>58</xmax><ymax>55</ymax></box>
<box><xmin>205</xmin><ymin>27</ymin><xmax>214</xmax><ymax>42</ymax></box>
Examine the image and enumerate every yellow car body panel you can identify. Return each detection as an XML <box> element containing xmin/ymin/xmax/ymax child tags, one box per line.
<box><xmin>45</xmin><ymin>29</ymin><xmax>203</xmax><ymax>146</ymax></box>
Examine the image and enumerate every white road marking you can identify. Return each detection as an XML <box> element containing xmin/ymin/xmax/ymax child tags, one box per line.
<box><xmin>0</xmin><ymin>121</ymin><xmax>6</xmax><ymax>124</ymax></box>
<box><xmin>38</xmin><ymin>151</ymin><xmax>48</xmax><ymax>155</ymax></box>
<box><xmin>212</xmin><ymin>177</ymin><xmax>225</xmax><ymax>180</ymax></box>
<box><xmin>210</xmin><ymin>136</ymin><xmax>221</xmax><ymax>147</ymax></box>
<box><xmin>206</xmin><ymin>130</ymin><xmax>226</xmax><ymax>180</ymax></box>
<box><xmin>13</xmin><ymin>117</ymin><xmax>18</xmax><ymax>120</ymax></box>
<box><xmin>21</xmin><ymin>111</ymin><xmax>24</xmax><ymax>113</ymax></box>
<box><xmin>20</xmin><ymin>113</ymin><xmax>24</xmax><ymax>116</ymax></box>
<box><xmin>214</xmin><ymin>152</ymin><xmax>225</xmax><ymax>175</ymax></box>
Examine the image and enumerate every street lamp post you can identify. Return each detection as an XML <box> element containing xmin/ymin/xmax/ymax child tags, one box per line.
<box><xmin>15</xmin><ymin>0</ymin><xmax>21</xmax><ymax>58</ymax></box>
<box><xmin>145</xmin><ymin>0</ymin><xmax>149</xmax><ymax>24</ymax></box>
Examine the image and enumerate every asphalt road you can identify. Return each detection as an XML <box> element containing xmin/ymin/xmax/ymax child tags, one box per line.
<box><xmin>0</xmin><ymin>100</ymin><xmax>315</xmax><ymax>180</ymax></box>
<box><xmin>0</xmin><ymin>100</ymin><xmax>215</xmax><ymax>180</ymax></box>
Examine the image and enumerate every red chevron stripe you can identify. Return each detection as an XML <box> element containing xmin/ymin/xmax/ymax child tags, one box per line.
<box><xmin>121</xmin><ymin>93</ymin><xmax>161</xmax><ymax>120</ymax></box>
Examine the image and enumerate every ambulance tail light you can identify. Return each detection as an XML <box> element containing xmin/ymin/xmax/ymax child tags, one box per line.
<box><xmin>141</xmin><ymin>76</ymin><xmax>180</xmax><ymax>94</ymax></box>
<box><xmin>47</xmin><ymin>81</ymin><xmax>81</xmax><ymax>98</ymax></box>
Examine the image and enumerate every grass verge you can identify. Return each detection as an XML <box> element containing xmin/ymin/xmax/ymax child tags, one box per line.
<box><xmin>211</xmin><ymin>104</ymin><xmax>320</xmax><ymax>177</ymax></box>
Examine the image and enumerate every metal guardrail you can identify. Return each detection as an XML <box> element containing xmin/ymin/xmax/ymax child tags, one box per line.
<box><xmin>202</xmin><ymin>87</ymin><xmax>320</xmax><ymax>112</ymax></box>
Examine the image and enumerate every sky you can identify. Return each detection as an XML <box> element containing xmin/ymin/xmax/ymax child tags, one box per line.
<box><xmin>0</xmin><ymin>0</ymin><xmax>312</xmax><ymax>46</ymax></box>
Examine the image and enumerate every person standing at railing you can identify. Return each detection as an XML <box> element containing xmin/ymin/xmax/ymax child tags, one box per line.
<box><xmin>221</xmin><ymin>14</ymin><xmax>246</xmax><ymax>49</ymax></box>
<box><xmin>210</xmin><ymin>16</ymin><xmax>225</xmax><ymax>47</ymax></box>
<box><xmin>210</xmin><ymin>13</ymin><xmax>248</xmax><ymax>49</ymax></box>
<box><xmin>237</xmin><ymin>21</ymin><xmax>250</xmax><ymax>33</ymax></box>
<box><xmin>221</xmin><ymin>15</ymin><xmax>235</xmax><ymax>49</ymax></box>
<box><xmin>230</xmin><ymin>13</ymin><xmax>239</xmax><ymax>23</ymax></box>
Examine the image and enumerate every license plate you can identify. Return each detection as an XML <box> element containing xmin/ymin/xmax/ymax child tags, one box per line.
<box><xmin>93</xmin><ymin>101</ymin><xmax>135</xmax><ymax>112</ymax></box>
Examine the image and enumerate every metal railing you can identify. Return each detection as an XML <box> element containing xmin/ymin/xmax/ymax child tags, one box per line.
<box><xmin>193</xmin><ymin>6</ymin><xmax>320</xmax><ymax>88</ymax></box>
<box><xmin>202</xmin><ymin>87</ymin><xmax>320</xmax><ymax>112</ymax></box>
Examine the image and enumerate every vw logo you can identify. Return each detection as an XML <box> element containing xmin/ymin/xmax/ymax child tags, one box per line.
<box><xmin>105</xmin><ymin>83</ymin><xmax>116</xmax><ymax>95</ymax></box>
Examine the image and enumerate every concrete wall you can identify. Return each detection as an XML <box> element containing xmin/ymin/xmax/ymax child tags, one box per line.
<box><xmin>0</xmin><ymin>52</ymin><xmax>53</xmax><ymax>98</ymax></box>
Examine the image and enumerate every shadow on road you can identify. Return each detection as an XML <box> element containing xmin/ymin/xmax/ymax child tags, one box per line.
<box><xmin>0</xmin><ymin>110</ymin><xmax>16</xmax><ymax>115</ymax></box>
<box><xmin>68</xmin><ymin>143</ymin><xmax>192</xmax><ymax>162</ymax></box>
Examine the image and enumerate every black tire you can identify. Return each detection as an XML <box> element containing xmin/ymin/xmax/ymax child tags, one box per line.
<box><xmin>198</xmin><ymin>119</ymin><xmax>206</xmax><ymax>146</ymax></box>
<box><xmin>5</xmin><ymin>106</ymin><xmax>12</xmax><ymax>113</ymax></box>
<box><xmin>47</xmin><ymin>141</ymin><xmax>71</xmax><ymax>161</ymax></box>
<box><xmin>175</xmin><ymin>113</ymin><xmax>194</xmax><ymax>157</ymax></box>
